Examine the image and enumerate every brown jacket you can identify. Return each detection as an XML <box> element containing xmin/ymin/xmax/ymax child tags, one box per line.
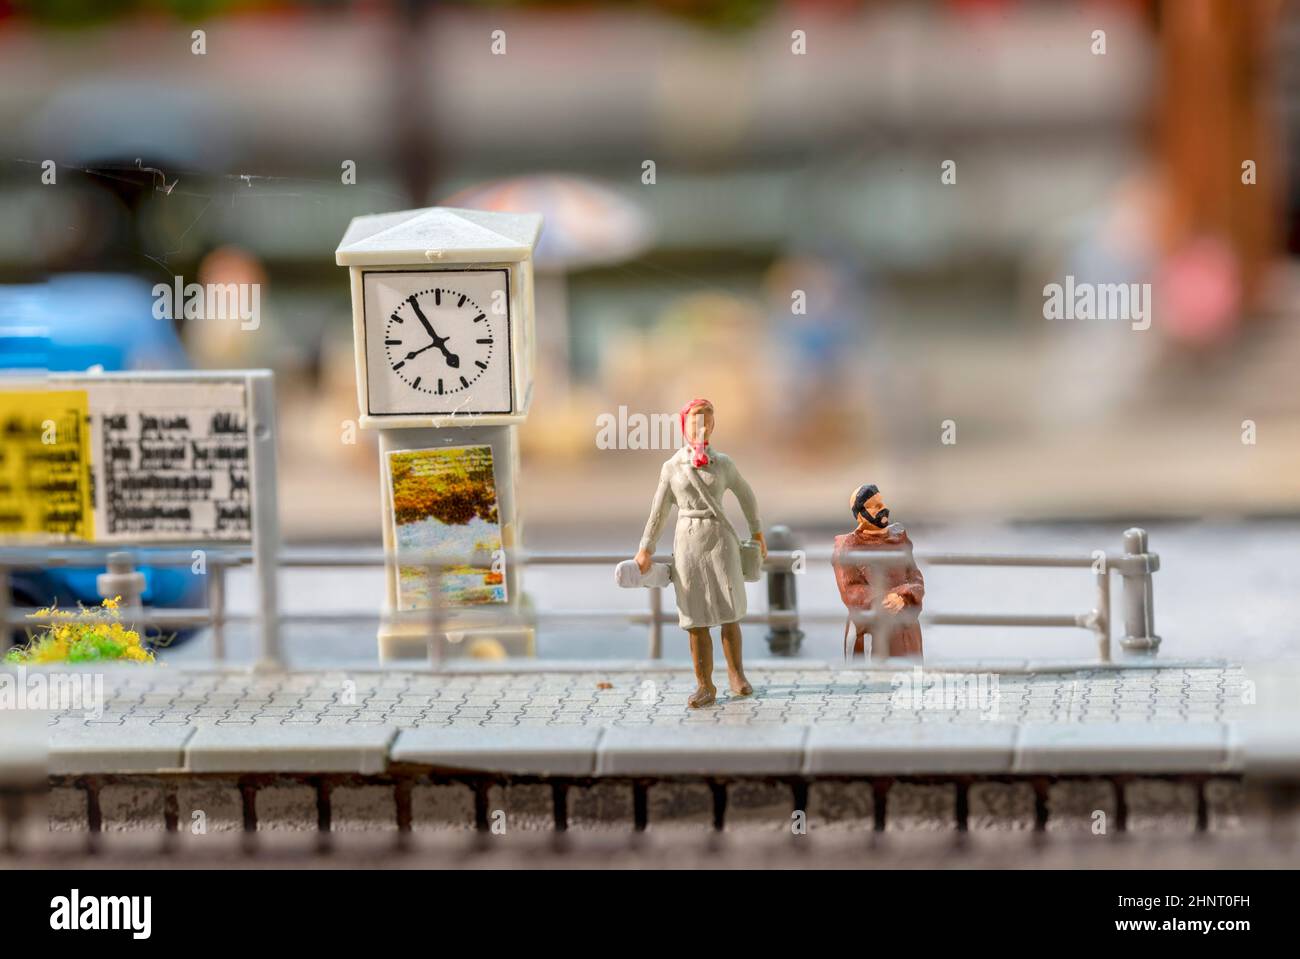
<box><xmin>833</xmin><ymin>524</ymin><xmax>924</xmax><ymax>657</ymax></box>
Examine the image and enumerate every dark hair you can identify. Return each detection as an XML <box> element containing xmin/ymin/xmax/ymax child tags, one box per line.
<box><xmin>851</xmin><ymin>484</ymin><xmax>880</xmax><ymax>520</ymax></box>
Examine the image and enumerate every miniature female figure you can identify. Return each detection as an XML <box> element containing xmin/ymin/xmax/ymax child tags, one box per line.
<box><xmin>634</xmin><ymin>398</ymin><xmax>766</xmax><ymax>707</ymax></box>
<box><xmin>833</xmin><ymin>483</ymin><xmax>925</xmax><ymax>658</ymax></box>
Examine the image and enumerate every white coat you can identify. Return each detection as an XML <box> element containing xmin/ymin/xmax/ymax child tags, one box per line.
<box><xmin>639</xmin><ymin>445</ymin><xmax>762</xmax><ymax>629</ymax></box>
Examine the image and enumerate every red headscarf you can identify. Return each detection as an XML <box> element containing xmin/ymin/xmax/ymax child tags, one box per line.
<box><xmin>679</xmin><ymin>397</ymin><xmax>713</xmax><ymax>467</ymax></box>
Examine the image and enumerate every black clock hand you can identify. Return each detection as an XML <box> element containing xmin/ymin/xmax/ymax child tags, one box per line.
<box><xmin>403</xmin><ymin>340</ymin><xmax>461</xmax><ymax>368</ymax></box>
<box><xmin>403</xmin><ymin>341</ymin><xmax>461</xmax><ymax>367</ymax></box>
<box><xmin>406</xmin><ymin>295</ymin><xmax>460</xmax><ymax>367</ymax></box>
<box><xmin>408</xmin><ymin>296</ymin><xmax>440</xmax><ymax>340</ymax></box>
<box><xmin>433</xmin><ymin>340</ymin><xmax>459</xmax><ymax>368</ymax></box>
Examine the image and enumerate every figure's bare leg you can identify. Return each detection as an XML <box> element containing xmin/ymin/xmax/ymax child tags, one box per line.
<box><xmin>852</xmin><ymin>628</ymin><xmax>867</xmax><ymax>658</ymax></box>
<box><xmin>687</xmin><ymin>628</ymin><xmax>716</xmax><ymax>708</ymax></box>
<box><xmin>720</xmin><ymin>621</ymin><xmax>752</xmax><ymax>696</ymax></box>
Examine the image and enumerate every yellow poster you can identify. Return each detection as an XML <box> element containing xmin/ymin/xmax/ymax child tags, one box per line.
<box><xmin>0</xmin><ymin>389</ymin><xmax>95</xmax><ymax>540</ymax></box>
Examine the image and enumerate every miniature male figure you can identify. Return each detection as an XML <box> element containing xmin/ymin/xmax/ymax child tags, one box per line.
<box><xmin>833</xmin><ymin>483</ymin><xmax>924</xmax><ymax>658</ymax></box>
<box><xmin>634</xmin><ymin>398</ymin><xmax>766</xmax><ymax>707</ymax></box>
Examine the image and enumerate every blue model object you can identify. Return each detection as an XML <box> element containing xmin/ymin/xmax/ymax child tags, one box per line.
<box><xmin>0</xmin><ymin>273</ymin><xmax>190</xmax><ymax>373</ymax></box>
<box><xmin>1</xmin><ymin>273</ymin><xmax>205</xmax><ymax>646</ymax></box>
<box><xmin>8</xmin><ymin>563</ymin><xmax>203</xmax><ymax>641</ymax></box>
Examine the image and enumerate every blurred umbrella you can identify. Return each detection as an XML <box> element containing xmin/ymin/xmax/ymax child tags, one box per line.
<box><xmin>442</xmin><ymin>173</ymin><xmax>653</xmax><ymax>271</ymax></box>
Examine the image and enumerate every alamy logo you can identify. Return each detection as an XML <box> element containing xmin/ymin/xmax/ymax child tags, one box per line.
<box><xmin>595</xmin><ymin>406</ymin><xmax>685</xmax><ymax>451</ymax></box>
<box><xmin>890</xmin><ymin>667</ymin><xmax>1001</xmax><ymax>719</ymax></box>
<box><xmin>0</xmin><ymin>667</ymin><xmax>103</xmax><ymax>719</ymax></box>
<box><xmin>50</xmin><ymin>889</ymin><xmax>151</xmax><ymax>939</ymax></box>
<box><xmin>153</xmin><ymin>277</ymin><xmax>260</xmax><ymax>331</ymax></box>
<box><xmin>1043</xmin><ymin>275</ymin><xmax>1151</xmax><ymax>331</ymax></box>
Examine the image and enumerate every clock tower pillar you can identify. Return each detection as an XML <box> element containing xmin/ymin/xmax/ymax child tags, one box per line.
<box><xmin>336</xmin><ymin>207</ymin><xmax>542</xmax><ymax>661</ymax></box>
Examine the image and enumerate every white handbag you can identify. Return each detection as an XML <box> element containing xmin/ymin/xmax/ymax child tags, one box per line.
<box><xmin>737</xmin><ymin>539</ymin><xmax>763</xmax><ymax>583</ymax></box>
<box><xmin>614</xmin><ymin>559</ymin><xmax>671</xmax><ymax>589</ymax></box>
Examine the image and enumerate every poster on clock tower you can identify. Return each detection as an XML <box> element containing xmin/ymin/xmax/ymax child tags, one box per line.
<box><xmin>387</xmin><ymin>444</ymin><xmax>507</xmax><ymax>609</ymax></box>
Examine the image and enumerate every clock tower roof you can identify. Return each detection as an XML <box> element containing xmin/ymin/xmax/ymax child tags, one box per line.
<box><xmin>335</xmin><ymin>206</ymin><xmax>543</xmax><ymax>267</ymax></box>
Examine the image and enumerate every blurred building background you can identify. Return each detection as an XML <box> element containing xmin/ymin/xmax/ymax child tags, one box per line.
<box><xmin>1</xmin><ymin>0</ymin><xmax>1297</xmax><ymax>546</ymax></box>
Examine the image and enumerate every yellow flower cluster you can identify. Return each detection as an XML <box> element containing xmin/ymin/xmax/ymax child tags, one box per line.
<box><xmin>6</xmin><ymin>597</ymin><xmax>155</xmax><ymax>665</ymax></box>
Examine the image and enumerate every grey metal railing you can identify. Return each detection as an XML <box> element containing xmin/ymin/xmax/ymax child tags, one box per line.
<box><xmin>0</xmin><ymin>526</ymin><xmax>1160</xmax><ymax>668</ymax></box>
<box><xmin>0</xmin><ymin>369</ymin><xmax>1161</xmax><ymax>669</ymax></box>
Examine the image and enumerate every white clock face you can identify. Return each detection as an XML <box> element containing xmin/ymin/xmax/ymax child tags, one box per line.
<box><xmin>363</xmin><ymin>269</ymin><xmax>512</xmax><ymax>415</ymax></box>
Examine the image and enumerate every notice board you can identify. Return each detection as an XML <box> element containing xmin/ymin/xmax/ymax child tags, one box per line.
<box><xmin>0</xmin><ymin>376</ymin><xmax>254</xmax><ymax>544</ymax></box>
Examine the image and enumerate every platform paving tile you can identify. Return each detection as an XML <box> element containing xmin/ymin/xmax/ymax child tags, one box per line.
<box><xmin>1014</xmin><ymin>722</ymin><xmax>1232</xmax><ymax>773</ymax></box>
<box><xmin>48</xmin><ymin>724</ymin><xmax>194</xmax><ymax>774</ymax></box>
<box><xmin>186</xmin><ymin>724</ymin><xmax>397</xmax><ymax>774</ymax></box>
<box><xmin>37</xmin><ymin>665</ymin><xmax>1260</xmax><ymax>775</ymax></box>
<box><xmin>807</xmin><ymin>723</ymin><xmax>1019</xmax><ymax>775</ymax></box>
<box><xmin>597</xmin><ymin>725</ymin><xmax>808</xmax><ymax>776</ymax></box>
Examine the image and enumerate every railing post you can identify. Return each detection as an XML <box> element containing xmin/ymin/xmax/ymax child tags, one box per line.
<box><xmin>426</xmin><ymin>559</ymin><xmax>444</xmax><ymax>668</ymax></box>
<box><xmin>208</xmin><ymin>560</ymin><xmax>226</xmax><ymax>663</ymax></box>
<box><xmin>247</xmin><ymin>371</ymin><xmax>282</xmax><ymax>672</ymax></box>
<box><xmin>1118</xmin><ymin>527</ymin><xmax>1161</xmax><ymax>654</ymax></box>
<box><xmin>764</xmin><ymin>525</ymin><xmax>804</xmax><ymax>656</ymax></box>
<box><xmin>96</xmin><ymin>551</ymin><xmax>145</xmax><ymax>622</ymax></box>
<box><xmin>869</xmin><ymin>557</ymin><xmax>891</xmax><ymax>661</ymax></box>
<box><xmin>1094</xmin><ymin>565</ymin><xmax>1111</xmax><ymax>663</ymax></box>
<box><xmin>648</xmin><ymin>586</ymin><xmax>663</xmax><ymax>659</ymax></box>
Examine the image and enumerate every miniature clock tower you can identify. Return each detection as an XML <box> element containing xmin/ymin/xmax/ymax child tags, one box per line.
<box><xmin>336</xmin><ymin>207</ymin><xmax>542</xmax><ymax>660</ymax></box>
